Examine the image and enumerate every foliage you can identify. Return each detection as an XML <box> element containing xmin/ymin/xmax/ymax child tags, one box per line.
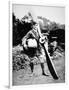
<box><xmin>12</xmin><ymin>45</ymin><xmax>30</xmax><ymax>71</ymax></box>
<box><xmin>12</xmin><ymin>13</ymin><xmax>33</xmax><ymax>46</ymax></box>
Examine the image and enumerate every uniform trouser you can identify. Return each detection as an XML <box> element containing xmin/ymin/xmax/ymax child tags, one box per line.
<box><xmin>29</xmin><ymin>62</ymin><xmax>46</xmax><ymax>75</ymax></box>
<box><xmin>29</xmin><ymin>44</ymin><xmax>47</xmax><ymax>75</ymax></box>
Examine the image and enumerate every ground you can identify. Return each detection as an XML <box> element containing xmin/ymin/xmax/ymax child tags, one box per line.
<box><xmin>12</xmin><ymin>52</ymin><xmax>65</xmax><ymax>86</ymax></box>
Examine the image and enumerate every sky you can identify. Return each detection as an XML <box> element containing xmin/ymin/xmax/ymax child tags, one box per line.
<box><xmin>12</xmin><ymin>4</ymin><xmax>65</xmax><ymax>24</ymax></box>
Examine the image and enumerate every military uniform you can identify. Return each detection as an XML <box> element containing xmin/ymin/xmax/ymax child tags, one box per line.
<box><xmin>22</xmin><ymin>25</ymin><xmax>48</xmax><ymax>76</ymax></box>
<box><xmin>22</xmin><ymin>27</ymin><xmax>47</xmax><ymax>63</ymax></box>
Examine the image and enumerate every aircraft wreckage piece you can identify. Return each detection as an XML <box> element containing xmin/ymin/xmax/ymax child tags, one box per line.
<box><xmin>40</xmin><ymin>39</ymin><xmax>58</xmax><ymax>79</ymax></box>
<box><xmin>36</xmin><ymin>20</ymin><xmax>59</xmax><ymax>80</ymax></box>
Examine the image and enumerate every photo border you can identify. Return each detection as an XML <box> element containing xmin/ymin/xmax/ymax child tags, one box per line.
<box><xmin>9</xmin><ymin>0</ymin><xmax>66</xmax><ymax>88</ymax></box>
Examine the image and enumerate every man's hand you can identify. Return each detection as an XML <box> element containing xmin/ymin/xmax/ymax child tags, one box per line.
<box><xmin>39</xmin><ymin>36</ymin><xmax>46</xmax><ymax>44</ymax></box>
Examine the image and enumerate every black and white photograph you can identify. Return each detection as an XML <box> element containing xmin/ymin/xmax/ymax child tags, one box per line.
<box><xmin>12</xmin><ymin>4</ymin><xmax>65</xmax><ymax>86</ymax></box>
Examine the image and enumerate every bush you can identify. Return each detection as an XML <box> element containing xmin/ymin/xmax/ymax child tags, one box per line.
<box><xmin>12</xmin><ymin>45</ymin><xmax>30</xmax><ymax>71</ymax></box>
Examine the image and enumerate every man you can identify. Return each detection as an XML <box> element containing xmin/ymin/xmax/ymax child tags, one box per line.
<box><xmin>22</xmin><ymin>22</ymin><xmax>48</xmax><ymax>76</ymax></box>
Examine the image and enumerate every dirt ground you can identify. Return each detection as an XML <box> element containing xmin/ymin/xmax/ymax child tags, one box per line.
<box><xmin>12</xmin><ymin>53</ymin><xmax>65</xmax><ymax>86</ymax></box>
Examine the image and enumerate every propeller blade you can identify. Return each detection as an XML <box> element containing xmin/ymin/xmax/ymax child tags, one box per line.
<box><xmin>42</xmin><ymin>44</ymin><xmax>58</xmax><ymax>79</ymax></box>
